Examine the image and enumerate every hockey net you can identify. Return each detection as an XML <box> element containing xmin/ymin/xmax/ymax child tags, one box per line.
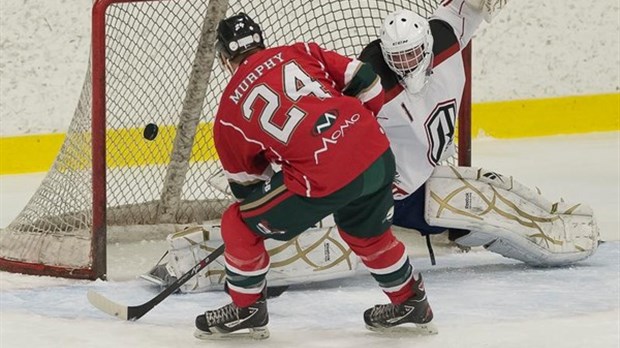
<box><xmin>0</xmin><ymin>0</ymin><xmax>470</xmax><ymax>279</ymax></box>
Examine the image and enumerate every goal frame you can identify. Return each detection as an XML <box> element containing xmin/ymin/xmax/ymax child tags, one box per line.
<box><xmin>0</xmin><ymin>0</ymin><xmax>471</xmax><ymax>280</ymax></box>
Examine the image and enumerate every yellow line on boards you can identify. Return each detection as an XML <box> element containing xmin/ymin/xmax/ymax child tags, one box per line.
<box><xmin>0</xmin><ymin>133</ymin><xmax>65</xmax><ymax>174</ymax></box>
<box><xmin>1</xmin><ymin>93</ymin><xmax>618</xmax><ymax>175</ymax></box>
<box><xmin>0</xmin><ymin>123</ymin><xmax>219</xmax><ymax>175</ymax></box>
<box><xmin>472</xmin><ymin>93</ymin><xmax>619</xmax><ymax>138</ymax></box>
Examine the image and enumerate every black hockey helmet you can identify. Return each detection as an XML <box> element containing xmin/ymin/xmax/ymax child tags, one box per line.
<box><xmin>215</xmin><ymin>12</ymin><xmax>266</xmax><ymax>62</ymax></box>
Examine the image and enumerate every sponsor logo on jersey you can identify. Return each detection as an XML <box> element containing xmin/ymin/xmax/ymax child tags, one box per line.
<box><xmin>312</xmin><ymin>110</ymin><xmax>338</xmax><ymax>135</ymax></box>
<box><xmin>313</xmin><ymin>113</ymin><xmax>361</xmax><ymax>164</ymax></box>
<box><xmin>425</xmin><ymin>99</ymin><xmax>456</xmax><ymax>164</ymax></box>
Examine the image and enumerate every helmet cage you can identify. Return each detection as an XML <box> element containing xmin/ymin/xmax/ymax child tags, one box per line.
<box><xmin>382</xmin><ymin>43</ymin><xmax>428</xmax><ymax>77</ymax></box>
<box><xmin>379</xmin><ymin>9</ymin><xmax>434</xmax><ymax>93</ymax></box>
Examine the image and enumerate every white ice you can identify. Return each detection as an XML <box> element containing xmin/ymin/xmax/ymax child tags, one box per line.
<box><xmin>1</xmin><ymin>132</ymin><xmax>619</xmax><ymax>348</ymax></box>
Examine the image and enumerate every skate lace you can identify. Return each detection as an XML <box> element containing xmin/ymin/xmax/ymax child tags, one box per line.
<box><xmin>369</xmin><ymin>304</ymin><xmax>399</xmax><ymax>321</ymax></box>
<box><xmin>205</xmin><ymin>303</ymin><xmax>239</xmax><ymax>325</ymax></box>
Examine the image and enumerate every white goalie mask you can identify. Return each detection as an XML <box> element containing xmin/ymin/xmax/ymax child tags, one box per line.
<box><xmin>380</xmin><ymin>9</ymin><xmax>434</xmax><ymax>94</ymax></box>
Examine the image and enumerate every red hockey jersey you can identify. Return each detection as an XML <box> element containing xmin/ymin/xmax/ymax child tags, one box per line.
<box><xmin>214</xmin><ymin>42</ymin><xmax>388</xmax><ymax>198</ymax></box>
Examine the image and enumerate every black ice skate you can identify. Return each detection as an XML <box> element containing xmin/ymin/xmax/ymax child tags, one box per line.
<box><xmin>194</xmin><ymin>296</ymin><xmax>269</xmax><ymax>340</ymax></box>
<box><xmin>364</xmin><ymin>274</ymin><xmax>437</xmax><ymax>335</ymax></box>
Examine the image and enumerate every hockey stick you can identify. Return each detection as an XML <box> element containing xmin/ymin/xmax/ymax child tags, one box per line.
<box><xmin>87</xmin><ymin>244</ymin><xmax>225</xmax><ymax>321</ymax></box>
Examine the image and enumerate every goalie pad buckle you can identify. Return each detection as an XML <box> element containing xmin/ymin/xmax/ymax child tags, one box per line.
<box><xmin>425</xmin><ymin>166</ymin><xmax>600</xmax><ymax>266</ymax></box>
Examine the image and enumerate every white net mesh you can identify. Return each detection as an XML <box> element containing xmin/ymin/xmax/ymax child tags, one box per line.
<box><xmin>0</xmin><ymin>0</ymin><xmax>442</xmax><ymax>277</ymax></box>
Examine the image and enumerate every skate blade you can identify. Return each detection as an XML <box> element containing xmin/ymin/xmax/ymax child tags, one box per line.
<box><xmin>194</xmin><ymin>326</ymin><xmax>270</xmax><ymax>340</ymax></box>
<box><xmin>366</xmin><ymin>322</ymin><xmax>438</xmax><ymax>336</ymax></box>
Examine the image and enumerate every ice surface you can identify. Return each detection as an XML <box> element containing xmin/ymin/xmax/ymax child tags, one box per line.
<box><xmin>1</xmin><ymin>133</ymin><xmax>619</xmax><ymax>347</ymax></box>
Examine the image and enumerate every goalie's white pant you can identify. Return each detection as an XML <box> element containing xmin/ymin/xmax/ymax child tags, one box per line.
<box><xmin>425</xmin><ymin>166</ymin><xmax>599</xmax><ymax>266</ymax></box>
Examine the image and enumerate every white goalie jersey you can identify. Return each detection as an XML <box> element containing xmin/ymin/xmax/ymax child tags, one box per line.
<box><xmin>359</xmin><ymin>0</ymin><xmax>484</xmax><ymax>200</ymax></box>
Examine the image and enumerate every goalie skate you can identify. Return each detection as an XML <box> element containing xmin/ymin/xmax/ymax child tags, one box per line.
<box><xmin>364</xmin><ymin>274</ymin><xmax>437</xmax><ymax>335</ymax></box>
<box><xmin>139</xmin><ymin>262</ymin><xmax>177</xmax><ymax>288</ymax></box>
<box><xmin>194</xmin><ymin>296</ymin><xmax>270</xmax><ymax>340</ymax></box>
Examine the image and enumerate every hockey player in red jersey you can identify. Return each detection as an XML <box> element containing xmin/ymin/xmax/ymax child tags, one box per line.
<box><xmin>142</xmin><ymin>0</ymin><xmax>595</xmax><ymax>301</ymax></box>
<box><xmin>193</xmin><ymin>13</ymin><xmax>436</xmax><ymax>339</ymax></box>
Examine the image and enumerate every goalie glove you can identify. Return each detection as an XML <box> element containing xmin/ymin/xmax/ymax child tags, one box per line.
<box><xmin>465</xmin><ymin>0</ymin><xmax>509</xmax><ymax>22</ymax></box>
<box><xmin>207</xmin><ymin>168</ymin><xmax>232</xmax><ymax>196</ymax></box>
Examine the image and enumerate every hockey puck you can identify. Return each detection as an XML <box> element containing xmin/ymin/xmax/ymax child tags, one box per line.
<box><xmin>144</xmin><ymin>123</ymin><xmax>159</xmax><ymax>141</ymax></box>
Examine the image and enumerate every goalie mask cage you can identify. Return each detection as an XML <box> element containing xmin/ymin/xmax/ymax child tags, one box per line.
<box><xmin>0</xmin><ymin>0</ymin><xmax>471</xmax><ymax>280</ymax></box>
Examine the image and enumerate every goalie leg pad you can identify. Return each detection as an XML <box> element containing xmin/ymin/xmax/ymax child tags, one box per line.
<box><xmin>425</xmin><ymin>166</ymin><xmax>600</xmax><ymax>266</ymax></box>
<box><xmin>166</xmin><ymin>224</ymin><xmax>226</xmax><ymax>293</ymax></box>
<box><xmin>155</xmin><ymin>222</ymin><xmax>361</xmax><ymax>293</ymax></box>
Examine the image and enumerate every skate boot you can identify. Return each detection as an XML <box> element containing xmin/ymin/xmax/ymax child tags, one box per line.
<box><xmin>364</xmin><ymin>274</ymin><xmax>437</xmax><ymax>335</ymax></box>
<box><xmin>139</xmin><ymin>262</ymin><xmax>177</xmax><ymax>287</ymax></box>
<box><xmin>448</xmin><ymin>228</ymin><xmax>472</xmax><ymax>252</ymax></box>
<box><xmin>194</xmin><ymin>296</ymin><xmax>269</xmax><ymax>340</ymax></box>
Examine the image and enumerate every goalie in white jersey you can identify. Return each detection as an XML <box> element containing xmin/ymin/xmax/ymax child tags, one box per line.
<box><xmin>356</xmin><ymin>0</ymin><xmax>597</xmax><ymax>266</ymax></box>
<box><xmin>358</xmin><ymin>1</ymin><xmax>476</xmax><ymax>238</ymax></box>
<box><xmin>142</xmin><ymin>0</ymin><xmax>599</xmax><ymax>294</ymax></box>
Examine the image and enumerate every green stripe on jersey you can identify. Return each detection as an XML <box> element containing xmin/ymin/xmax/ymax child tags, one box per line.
<box><xmin>342</xmin><ymin>63</ymin><xmax>379</xmax><ymax>98</ymax></box>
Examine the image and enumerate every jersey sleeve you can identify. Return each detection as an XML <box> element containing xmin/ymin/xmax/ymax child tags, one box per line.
<box><xmin>302</xmin><ymin>42</ymin><xmax>384</xmax><ymax>115</ymax></box>
<box><xmin>432</xmin><ymin>0</ymin><xmax>484</xmax><ymax>49</ymax></box>
<box><xmin>213</xmin><ymin>118</ymin><xmax>274</xmax><ymax>201</ymax></box>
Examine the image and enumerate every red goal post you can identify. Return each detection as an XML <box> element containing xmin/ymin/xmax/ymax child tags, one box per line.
<box><xmin>0</xmin><ymin>0</ymin><xmax>471</xmax><ymax>280</ymax></box>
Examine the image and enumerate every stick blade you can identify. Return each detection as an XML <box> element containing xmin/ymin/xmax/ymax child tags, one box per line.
<box><xmin>87</xmin><ymin>290</ymin><xmax>129</xmax><ymax>320</ymax></box>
